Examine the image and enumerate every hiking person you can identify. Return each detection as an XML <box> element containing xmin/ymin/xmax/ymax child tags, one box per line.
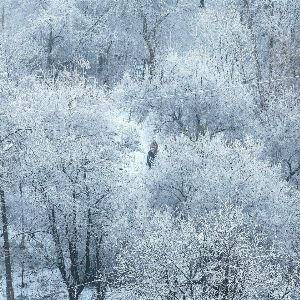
<box><xmin>146</xmin><ymin>141</ymin><xmax>158</xmax><ymax>168</ymax></box>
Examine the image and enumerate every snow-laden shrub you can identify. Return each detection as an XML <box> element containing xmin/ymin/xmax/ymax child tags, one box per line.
<box><xmin>117</xmin><ymin>205</ymin><xmax>298</xmax><ymax>300</ymax></box>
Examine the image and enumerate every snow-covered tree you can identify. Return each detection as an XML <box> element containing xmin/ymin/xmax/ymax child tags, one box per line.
<box><xmin>1</xmin><ymin>1</ymin><xmax>299</xmax><ymax>299</ymax></box>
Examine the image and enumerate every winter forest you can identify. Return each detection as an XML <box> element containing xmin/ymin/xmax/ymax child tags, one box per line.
<box><xmin>0</xmin><ymin>0</ymin><xmax>300</xmax><ymax>299</ymax></box>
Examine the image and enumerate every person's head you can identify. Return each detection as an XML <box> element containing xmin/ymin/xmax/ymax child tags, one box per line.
<box><xmin>150</xmin><ymin>141</ymin><xmax>158</xmax><ymax>153</ymax></box>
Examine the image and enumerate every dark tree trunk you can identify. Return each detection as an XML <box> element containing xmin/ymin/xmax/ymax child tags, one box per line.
<box><xmin>242</xmin><ymin>0</ymin><xmax>265</xmax><ymax>108</ymax></box>
<box><xmin>49</xmin><ymin>206</ymin><xmax>68</xmax><ymax>283</ymax></box>
<box><xmin>47</xmin><ymin>27</ymin><xmax>53</xmax><ymax>70</ymax></box>
<box><xmin>50</xmin><ymin>205</ymin><xmax>85</xmax><ymax>300</ymax></box>
<box><xmin>68</xmin><ymin>287</ymin><xmax>80</xmax><ymax>300</ymax></box>
<box><xmin>95</xmin><ymin>234</ymin><xmax>106</xmax><ymax>300</ymax></box>
<box><xmin>68</xmin><ymin>190</ymin><xmax>79</xmax><ymax>284</ymax></box>
<box><xmin>95</xmin><ymin>283</ymin><xmax>106</xmax><ymax>300</ymax></box>
<box><xmin>1</xmin><ymin>5</ymin><xmax>4</xmax><ymax>30</ymax></box>
<box><xmin>1</xmin><ymin>189</ymin><xmax>15</xmax><ymax>300</ymax></box>
<box><xmin>141</xmin><ymin>12</ymin><xmax>157</xmax><ymax>79</ymax></box>
<box><xmin>85</xmin><ymin>208</ymin><xmax>92</xmax><ymax>279</ymax></box>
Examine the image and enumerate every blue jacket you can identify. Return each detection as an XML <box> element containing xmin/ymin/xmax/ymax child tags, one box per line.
<box><xmin>146</xmin><ymin>150</ymin><xmax>155</xmax><ymax>168</ymax></box>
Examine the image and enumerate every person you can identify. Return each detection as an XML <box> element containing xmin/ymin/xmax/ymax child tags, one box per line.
<box><xmin>146</xmin><ymin>141</ymin><xmax>158</xmax><ymax>168</ymax></box>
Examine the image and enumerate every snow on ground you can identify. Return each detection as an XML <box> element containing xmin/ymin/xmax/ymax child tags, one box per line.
<box><xmin>0</xmin><ymin>268</ymin><xmax>66</xmax><ymax>300</ymax></box>
<box><xmin>80</xmin><ymin>289</ymin><xmax>131</xmax><ymax>300</ymax></box>
<box><xmin>109</xmin><ymin>106</ymin><xmax>157</xmax><ymax>177</ymax></box>
<box><xmin>0</xmin><ymin>268</ymin><xmax>128</xmax><ymax>300</ymax></box>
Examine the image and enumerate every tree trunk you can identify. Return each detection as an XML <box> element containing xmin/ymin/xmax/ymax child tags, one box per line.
<box><xmin>243</xmin><ymin>0</ymin><xmax>265</xmax><ymax>108</ymax></box>
<box><xmin>95</xmin><ymin>283</ymin><xmax>106</xmax><ymax>300</ymax></box>
<box><xmin>141</xmin><ymin>12</ymin><xmax>157</xmax><ymax>79</ymax></box>
<box><xmin>1</xmin><ymin>189</ymin><xmax>15</xmax><ymax>300</ymax></box>
<box><xmin>50</xmin><ymin>206</ymin><xmax>85</xmax><ymax>300</ymax></box>
<box><xmin>68</xmin><ymin>190</ymin><xmax>79</xmax><ymax>284</ymax></box>
<box><xmin>85</xmin><ymin>208</ymin><xmax>92</xmax><ymax>280</ymax></box>
<box><xmin>68</xmin><ymin>287</ymin><xmax>80</xmax><ymax>300</ymax></box>
<box><xmin>95</xmin><ymin>234</ymin><xmax>106</xmax><ymax>300</ymax></box>
<box><xmin>49</xmin><ymin>206</ymin><xmax>68</xmax><ymax>283</ymax></box>
<box><xmin>47</xmin><ymin>25</ymin><xmax>54</xmax><ymax>71</ymax></box>
<box><xmin>1</xmin><ymin>5</ymin><xmax>4</xmax><ymax>31</ymax></box>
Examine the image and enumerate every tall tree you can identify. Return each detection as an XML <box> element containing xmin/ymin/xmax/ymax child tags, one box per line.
<box><xmin>0</xmin><ymin>188</ymin><xmax>14</xmax><ymax>300</ymax></box>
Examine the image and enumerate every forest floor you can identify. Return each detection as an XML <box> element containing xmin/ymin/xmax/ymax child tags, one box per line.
<box><xmin>0</xmin><ymin>268</ymin><xmax>127</xmax><ymax>299</ymax></box>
